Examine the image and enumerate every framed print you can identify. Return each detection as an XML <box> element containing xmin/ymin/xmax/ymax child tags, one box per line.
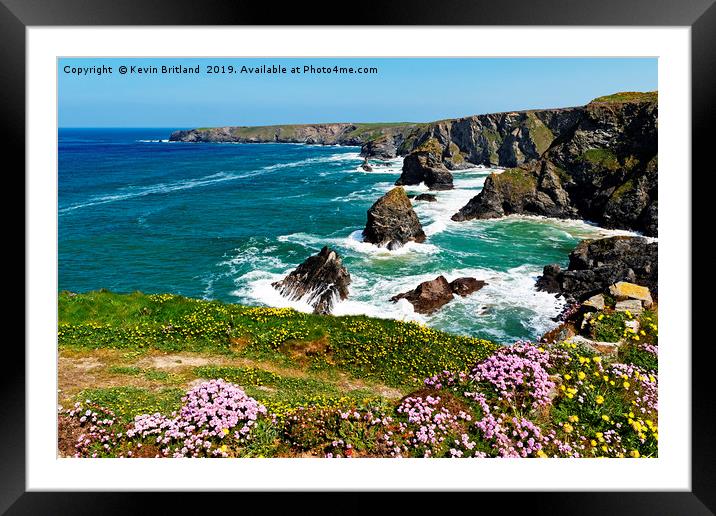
<box><xmin>7</xmin><ymin>0</ymin><xmax>714</xmax><ymax>512</ymax></box>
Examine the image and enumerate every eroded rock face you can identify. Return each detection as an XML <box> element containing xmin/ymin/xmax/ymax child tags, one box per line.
<box><xmin>360</xmin><ymin>135</ymin><xmax>400</xmax><ymax>160</ymax></box>
<box><xmin>390</xmin><ymin>276</ymin><xmax>486</xmax><ymax>313</ymax></box>
<box><xmin>452</xmin><ymin>161</ymin><xmax>579</xmax><ymax>222</ymax></box>
<box><xmin>173</xmin><ymin>93</ymin><xmax>658</xmax><ymax>235</ymax></box>
<box><xmin>536</xmin><ymin>236</ymin><xmax>657</xmax><ymax>302</ymax></box>
<box><xmin>362</xmin><ymin>187</ymin><xmax>426</xmax><ymax>249</ymax></box>
<box><xmin>395</xmin><ymin>139</ymin><xmax>454</xmax><ymax>191</ymax></box>
<box><xmin>390</xmin><ymin>276</ymin><xmax>454</xmax><ymax>314</ymax></box>
<box><xmin>272</xmin><ymin>246</ymin><xmax>351</xmax><ymax>315</ymax></box>
<box><xmin>451</xmin><ymin>96</ymin><xmax>658</xmax><ymax>235</ymax></box>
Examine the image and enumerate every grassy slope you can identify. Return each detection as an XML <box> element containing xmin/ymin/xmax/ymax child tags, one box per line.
<box><xmin>59</xmin><ymin>290</ymin><xmax>497</xmax><ymax>420</ymax></box>
<box><xmin>590</xmin><ymin>91</ymin><xmax>658</xmax><ymax>103</ymax></box>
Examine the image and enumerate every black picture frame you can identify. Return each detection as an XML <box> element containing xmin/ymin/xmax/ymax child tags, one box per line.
<box><xmin>5</xmin><ymin>0</ymin><xmax>712</xmax><ymax>512</ymax></box>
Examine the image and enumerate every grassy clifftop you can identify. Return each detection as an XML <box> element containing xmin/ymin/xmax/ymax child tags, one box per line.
<box><xmin>590</xmin><ymin>91</ymin><xmax>658</xmax><ymax>104</ymax></box>
<box><xmin>58</xmin><ymin>291</ymin><xmax>658</xmax><ymax>458</ymax></box>
<box><xmin>59</xmin><ymin>291</ymin><xmax>496</xmax><ymax>383</ymax></box>
<box><xmin>172</xmin><ymin>121</ymin><xmax>425</xmax><ymax>145</ymax></box>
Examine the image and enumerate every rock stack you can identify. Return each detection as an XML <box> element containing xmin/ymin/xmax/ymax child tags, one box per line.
<box><xmin>362</xmin><ymin>187</ymin><xmax>426</xmax><ymax>250</ymax></box>
<box><xmin>272</xmin><ymin>246</ymin><xmax>351</xmax><ymax>315</ymax></box>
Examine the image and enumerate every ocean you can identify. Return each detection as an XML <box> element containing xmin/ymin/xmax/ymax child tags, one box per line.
<box><xmin>58</xmin><ymin>128</ymin><xmax>636</xmax><ymax>343</ymax></box>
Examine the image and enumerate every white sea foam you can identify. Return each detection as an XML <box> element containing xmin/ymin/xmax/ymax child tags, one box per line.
<box><xmin>488</xmin><ymin>214</ymin><xmax>654</xmax><ymax>240</ymax></box>
<box><xmin>276</xmin><ymin>230</ymin><xmax>440</xmax><ymax>258</ymax></box>
<box><xmin>261</xmin><ymin>152</ymin><xmax>362</xmax><ymax>171</ymax></box>
<box><xmin>232</xmin><ymin>270</ymin><xmax>316</xmax><ymax>314</ymax></box>
<box><xmin>354</xmin><ymin>157</ymin><xmax>405</xmax><ymax>175</ymax></box>
<box><xmin>327</xmin><ymin>264</ymin><xmax>566</xmax><ymax>343</ymax></box>
<box><xmin>403</xmin><ymin>167</ymin><xmax>496</xmax><ymax>237</ymax></box>
<box><xmin>341</xmin><ymin>230</ymin><xmax>441</xmax><ymax>257</ymax></box>
<box><xmin>218</xmin><ymin>245</ymin><xmax>288</xmax><ymax>275</ymax></box>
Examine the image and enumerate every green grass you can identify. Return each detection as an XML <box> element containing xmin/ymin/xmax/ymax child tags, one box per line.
<box><xmin>193</xmin><ymin>122</ymin><xmax>423</xmax><ymax>144</ymax></box>
<box><xmin>590</xmin><ymin>91</ymin><xmax>658</xmax><ymax>104</ymax></box>
<box><xmin>60</xmin><ymin>293</ymin><xmax>659</xmax><ymax>459</ymax></box>
<box><xmin>77</xmin><ymin>386</ymin><xmax>184</xmax><ymax>423</ymax></box>
<box><xmin>194</xmin><ymin>365</ymin><xmax>379</xmax><ymax>418</ymax></box>
<box><xmin>493</xmin><ymin>167</ymin><xmax>537</xmax><ymax>198</ymax></box>
<box><xmin>610</xmin><ymin>179</ymin><xmax>635</xmax><ymax>201</ymax></box>
<box><xmin>59</xmin><ymin>291</ymin><xmax>498</xmax><ymax>388</ymax></box>
<box><xmin>524</xmin><ymin>113</ymin><xmax>555</xmax><ymax>155</ymax></box>
<box><xmin>414</xmin><ymin>137</ymin><xmax>443</xmax><ymax>156</ymax></box>
<box><xmin>578</xmin><ymin>148</ymin><xmax>620</xmax><ymax>172</ymax></box>
<box><xmin>589</xmin><ymin>311</ymin><xmax>630</xmax><ymax>342</ymax></box>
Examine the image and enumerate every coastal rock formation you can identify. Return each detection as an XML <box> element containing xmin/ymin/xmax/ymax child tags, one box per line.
<box><xmin>391</xmin><ymin>276</ymin><xmax>486</xmax><ymax>313</ymax></box>
<box><xmin>361</xmin><ymin>158</ymin><xmax>373</xmax><ymax>172</ymax></box>
<box><xmin>360</xmin><ymin>135</ymin><xmax>401</xmax><ymax>160</ymax></box>
<box><xmin>170</xmin><ymin>123</ymin><xmax>417</xmax><ymax>154</ymax></box>
<box><xmin>272</xmin><ymin>246</ymin><xmax>351</xmax><ymax>315</ymax></box>
<box><xmin>451</xmin><ymin>160</ymin><xmax>577</xmax><ymax>221</ymax></box>
<box><xmin>451</xmin><ymin>93</ymin><xmax>658</xmax><ymax>235</ymax></box>
<box><xmin>172</xmin><ymin>91</ymin><xmax>658</xmax><ymax>234</ymax></box>
<box><xmin>414</xmin><ymin>193</ymin><xmax>437</xmax><ymax>202</ymax></box>
<box><xmin>536</xmin><ymin>236</ymin><xmax>657</xmax><ymax>302</ymax></box>
<box><xmin>362</xmin><ymin>187</ymin><xmax>426</xmax><ymax>250</ymax></box>
<box><xmin>449</xmin><ymin>277</ymin><xmax>487</xmax><ymax>296</ymax></box>
<box><xmin>395</xmin><ymin>139</ymin><xmax>454</xmax><ymax>190</ymax></box>
<box><xmin>390</xmin><ymin>276</ymin><xmax>454</xmax><ymax>314</ymax></box>
<box><xmin>609</xmin><ymin>281</ymin><xmax>653</xmax><ymax>308</ymax></box>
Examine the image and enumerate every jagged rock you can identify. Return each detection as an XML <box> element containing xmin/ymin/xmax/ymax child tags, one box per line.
<box><xmin>609</xmin><ymin>281</ymin><xmax>653</xmax><ymax>307</ymax></box>
<box><xmin>173</xmin><ymin>92</ymin><xmax>658</xmax><ymax>235</ymax></box>
<box><xmin>361</xmin><ymin>158</ymin><xmax>373</xmax><ymax>172</ymax></box>
<box><xmin>362</xmin><ymin>187</ymin><xmax>426</xmax><ymax>249</ymax></box>
<box><xmin>451</xmin><ymin>161</ymin><xmax>577</xmax><ymax>222</ymax></box>
<box><xmin>395</xmin><ymin>138</ymin><xmax>454</xmax><ymax>191</ymax></box>
<box><xmin>390</xmin><ymin>276</ymin><xmax>454</xmax><ymax>314</ymax></box>
<box><xmin>535</xmin><ymin>264</ymin><xmax>563</xmax><ymax>293</ymax></box>
<box><xmin>414</xmin><ymin>193</ymin><xmax>437</xmax><ymax>202</ymax></box>
<box><xmin>390</xmin><ymin>276</ymin><xmax>486</xmax><ymax>314</ymax></box>
<box><xmin>449</xmin><ymin>277</ymin><xmax>487</xmax><ymax>296</ymax></box>
<box><xmin>272</xmin><ymin>246</ymin><xmax>351</xmax><ymax>315</ymax></box>
<box><xmin>449</xmin><ymin>94</ymin><xmax>658</xmax><ymax>234</ymax></box>
<box><xmin>536</xmin><ymin>236</ymin><xmax>657</xmax><ymax>302</ymax></box>
<box><xmin>361</xmin><ymin>135</ymin><xmax>400</xmax><ymax>159</ymax></box>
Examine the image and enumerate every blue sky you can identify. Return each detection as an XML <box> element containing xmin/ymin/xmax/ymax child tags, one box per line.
<box><xmin>58</xmin><ymin>58</ymin><xmax>657</xmax><ymax>128</ymax></box>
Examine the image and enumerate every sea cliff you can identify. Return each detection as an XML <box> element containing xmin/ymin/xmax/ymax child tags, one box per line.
<box><xmin>170</xmin><ymin>91</ymin><xmax>658</xmax><ymax>235</ymax></box>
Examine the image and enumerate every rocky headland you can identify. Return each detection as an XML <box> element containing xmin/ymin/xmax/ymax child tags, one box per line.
<box><xmin>172</xmin><ymin>91</ymin><xmax>657</xmax><ymax>235</ymax></box>
<box><xmin>169</xmin><ymin>122</ymin><xmax>421</xmax><ymax>149</ymax></box>
<box><xmin>450</xmin><ymin>92</ymin><xmax>658</xmax><ymax>235</ymax></box>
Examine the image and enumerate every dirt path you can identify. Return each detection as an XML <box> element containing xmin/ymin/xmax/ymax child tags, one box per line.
<box><xmin>58</xmin><ymin>349</ymin><xmax>403</xmax><ymax>406</ymax></box>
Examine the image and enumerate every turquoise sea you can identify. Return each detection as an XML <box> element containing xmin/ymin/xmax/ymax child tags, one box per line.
<box><xmin>59</xmin><ymin>128</ymin><xmax>635</xmax><ymax>343</ymax></box>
